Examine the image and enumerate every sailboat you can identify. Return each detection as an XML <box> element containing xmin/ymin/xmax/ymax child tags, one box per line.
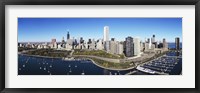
<box><xmin>69</xmin><ymin>68</ymin><xmax>72</xmax><ymax>73</ymax></box>
<box><xmin>81</xmin><ymin>70</ymin><xmax>85</xmax><ymax>75</ymax></box>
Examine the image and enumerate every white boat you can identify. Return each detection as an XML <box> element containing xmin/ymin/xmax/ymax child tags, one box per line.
<box><xmin>62</xmin><ymin>57</ymin><xmax>75</xmax><ymax>61</ymax></box>
<box><xmin>136</xmin><ymin>66</ymin><xmax>156</xmax><ymax>74</ymax></box>
<box><xmin>81</xmin><ymin>70</ymin><xmax>85</xmax><ymax>75</ymax></box>
<box><xmin>69</xmin><ymin>69</ymin><xmax>72</xmax><ymax>73</ymax></box>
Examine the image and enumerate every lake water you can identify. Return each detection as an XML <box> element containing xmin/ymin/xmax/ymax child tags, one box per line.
<box><xmin>18</xmin><ymin>54</ymin><xmax>136</xmax><ymax>75</ymax></box>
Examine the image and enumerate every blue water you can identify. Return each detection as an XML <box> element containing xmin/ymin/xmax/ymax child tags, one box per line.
<box><xmin>168</xmin><ymin>43</ymin><xmax>182</xmax><ymax>49</ymax></box>
<box><xmin>18</xmin><ymin>55</ymin><xmax>135</xmax><ymax>75</ymax></box>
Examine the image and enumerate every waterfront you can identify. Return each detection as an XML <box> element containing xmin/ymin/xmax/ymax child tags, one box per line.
<box><xmin>18</xmin><ymin>49</ymin><xmax>182</xmax><ymax>75</ymax></box>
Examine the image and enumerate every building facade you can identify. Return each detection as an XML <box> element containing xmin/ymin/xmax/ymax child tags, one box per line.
<box><xmin>125</xmin><ymin>37</ymin><xmax>134</xmax><ymax>57</ymax></box>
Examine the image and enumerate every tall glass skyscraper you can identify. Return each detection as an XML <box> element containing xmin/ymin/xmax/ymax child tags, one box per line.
<box><xmin>67</xmin><ymin>32</ymin><xmax>70</xmax><ymax>40</ymax></box>
<box><xmin>103</xmin><ymin>26</ymin><xmax>109</xmax><ymax>41</ymax></box>
<box><xmin>125</xmin><ymin>36</ymin><xmax>134</xmax><ymax>57</ymax></box>
<box><xmin>175</xmin><ymin>37</ymin><xmax>180</xmax><ymax>50</ymax></box>
<box><xmin>134</xmin><ymin>37</ymin><xmax>140</xmax><ymax>56</ymax></box>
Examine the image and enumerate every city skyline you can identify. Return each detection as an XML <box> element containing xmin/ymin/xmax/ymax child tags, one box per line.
<box><xmin>18</xmin><ymin>18</ymin><xmax>182</xmax><ymax>42</ymax></box>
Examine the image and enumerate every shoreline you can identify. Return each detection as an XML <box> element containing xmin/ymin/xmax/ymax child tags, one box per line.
<box><xmin>19</xmin><ymin>53</ymin><xmax>62</xmax><ymax>59</ymax></box>
<box><xmin>89</xmin><ymin>58</ymin><xmax>136</xmax><ymax>71</ymax></box>
<box><xmin>19</xmin><ymin>53</ymin><xmax>136</xmax><ymax>71</ymax></box>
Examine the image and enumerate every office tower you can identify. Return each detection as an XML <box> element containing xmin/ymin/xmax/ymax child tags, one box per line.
<box><xmin>88</xmin><ymin>39</ymin><xmax>92</xmax><ymax>44</ymax></box>
<box><xmin>134</xmin><ymin>37</ymin><xmax>140</xmax><ymax>56</ymax></box>
<box><xmin>116</xmin><ymin>42</ymin><xmax>123</xmax><ymax>55</ymax></box>
<box><xmin>151</xmin><ymin>35</ymin><xmax>155</xmax><ymax>43</ymax></box>
<box><xmin>152</xmin><ymin>42</ymin><xmax>157</xmax><ymax>48</ymax></box>
<box><xmin>51</xmin><ymin>38</ymin><xmax>57</xmax><ymax>49</ymax></box>
<box><xmin>105</xmin><ymin>41</ymin><xmax>110</xmax><ymax>52</ymax></box>
<box><xmin>149</xmin><ymin>38</ymin><xmax>151</xmax><ymax>49</ymax></box>
<box><xmin>51</xmin><ymin>39</ymin><xmax>56</xmax><ymax>44</ymax></box>
<box><xmin>175</xmin><ymin>37</ymin><xmax>180</xmax><ymax>50</ymax></box>
<box><xmin>163</xmin><ymin>38</ymin><xmax>168</xmax><ymax>49</ymax></box>
<box><xmin>147</xmin><ymin>38</ymin><xmax>150</xmax><ymax>43</ymax></box>
<box><xmin>80</xmin><ymin>37</ymin><xmax>84</xmax><ymax>44</ymax></box>
<box><xmin>67</xmin><ymin>32</ymin><xmax>70</xmax><ymax>40</ymax></box>
<box><xmin>110</xmin><ymin>40</ymin><xmax>117</xmax><ymax>54</ymax></box>
<box><xmin>125</xmin><ymin>36</ymin><xmax>134</xmax><ymax>57</ymax></box>
<box><xmin>103</xmin><ymin>26</ymin><xmax>109</xmax><ymax>41</ymax></box>
<box><xmin>96</xmin><ymin>39</ymin><xmax>103</xmax><ymax>50</ymax></box>
<box><xmin>89</xmin><ymin>39</ymin><xmax>96</xmax><ymax>50</ymax></box>
<box><xmin>62</xmin><ymin>37</ymin><xmax>65</xmax><ymax>44</ymax></box>
<box><xmin>145</xmin><ymin>42</ymin><xmax>149</xmax><ymax>51</ymax></box>
<box><xmin>111</xmin><ymin>38</ymin><xmax>115</xmax><ymax>41</ymax></box>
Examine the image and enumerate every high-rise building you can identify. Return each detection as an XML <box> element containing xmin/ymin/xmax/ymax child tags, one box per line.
<box><xmin>105</xmin><ymin>41</ymin><xmax>110</xmax><ymax>52</ymax></box>
<box><xmin>62</xmin><ymin>37</ymin><xmax>65</xmax><ymax>44</ymax></box>
<box><xmin>51</xmin><ymin>39</ymin><xmax>56</xmax><ymax>44</ymax></box>
<box><xmin>67</xmin><ymin>32</ymin><xmax>70</xmax><ymax>40</ymax></box>
<box><xmin>151</xmin><ymin>35</ymin><xmax>155</xmax><ymax>43</ymax></box>
<box><xmin>80</xmin><ymin>37</ymin><xmax>84</xmax><ymax>44</ymax></box>
<box><xmin>51</xmin><ymin>38</ymin><xmax>57</xmax><ymax>49</ymax></box>
<box><xmin>103</xmin><ymin>26</ymin><xmax>109</xmax><ymax>41</ymax></box>
<box><xmin>149</xmin><ymin>38</ymin><xmax>152</xmax><ymax>49</ymax></box>
<box><xmin>96</xmin><ymin>39</ymin><xmax>103</xmax><ymax>50</ymax></box>
<box><xmin>110</xmin><ymin>40</ymin><xmax>117</xmax><ymax>54</ymax></box>
<box><xmin>125</xmin><ymin>37</ymin><xmax>134</xmax><ymax>57</ymax></box>
<box><xmin>134</xmin><ymin>37</ymin><xmax>140</xmax><ymax>56</ymax></box>
<box><xmin>163</xmin><ymin>38</ymin><xmax>168</xmax><ymax>49</ymax></box>
<box><xmin>88</xmin><ymin>39</ymin><xmax>92</xmax><ymax>44</ymax></box>
<box><xmin>175</xmin><ymin>37</ymin><xmax>180</xmax><ymax>50</ymax></box>
<box><xmin>111</xmin><ymin>38</ymin><xmax>115</xmax><ymax>41</ymax></box>
<box><xmin>116</xmin><ymin>42</ymin><xmax>123</xmax><ymax>55</ymax></box>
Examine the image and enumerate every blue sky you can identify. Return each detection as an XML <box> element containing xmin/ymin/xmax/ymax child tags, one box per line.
<box><xmin>18</xmin><ymin>18</ymin><xmax>182</xmax><ymax>42</ymax></box>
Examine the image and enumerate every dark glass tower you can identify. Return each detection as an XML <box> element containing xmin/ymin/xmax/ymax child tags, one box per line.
<box><xmin>67</xmin><ymin>32</ymin><xmax>70</xmax><ymax>40</ymax></box>
<box><xmin>175</xmin><ymin>37</ymin><xmax>180</xmax><ymax>50</ymax></box>
<box><xmin>125</xmin><ymin>36</ymin><xmax>134</xmax><ymax>57</ymax></box>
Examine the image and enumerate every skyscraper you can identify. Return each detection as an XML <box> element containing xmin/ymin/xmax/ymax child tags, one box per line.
<box><xmin>163</xmin><ymin>38</ymin><xmax>168</xmax><ymax>49</ymax></box>
<box><xmin>134</xmin><ymin>37</ymin><xmax>140</xmax><ymax>56</ymax></box>
<box><xmin>151</xmin><ymin>35</ymin><xmax>155</xmax><ymax>43</ymax></box>
<box><xmin>67</xmin><ymin>32</ymin><xmax>70</xmax><ymax>40</ymax></box>
<box><xmin>125</xmin><ymin>37</ymin><xmax>134</xmax><ymax>57</ymax></box>
<box><xmin>175</xmin><ymin>37</ymin><xmax>180</xmax><ymax>50</ymax></box>
<box><xmin>62</xmin><ymin>37</ymin><xmax>65</xmax><ymax>44</ymax></box>
<box><xmin>103</xmin><ymin>26</ymin><xmax>109</xmax><ymax>41</ymax></box>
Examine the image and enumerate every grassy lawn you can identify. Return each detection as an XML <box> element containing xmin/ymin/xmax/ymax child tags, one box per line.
<box><xmin>73</xmin><ymin>49</ymin><xmax>125</xmax><ymax>59</ymax></box>
<box><xmin>21</xmin><ymin>49</ymin><xmax>71</xmax><ymax>58</ymax></box>
<box><xmin>89</xmin><ymin>58</ymin><xmax>135</xmax><ymax>69</ymax></box>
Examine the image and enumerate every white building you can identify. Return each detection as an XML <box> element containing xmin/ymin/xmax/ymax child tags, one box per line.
<box><xmin>110</xmin><ymin>41</ymin><xmax>117</xmax><ymax>54</ymax></box>
<box><xmin>66</xmin><ymin>43</ymin><xmax>72</xmax><ymax>50</ymax></box>
<box><xmin>103</xmin><ymin>26</ymin><xmax>109</xmax><ymax>41</ymax></box>
<box><xmin>116</xmin><ymin>42</ymin><xmax>123</xmax><ymax>55</ymax></box>
<box><xmin>134</xmin><ymin>37</ymin><xmax>140</xmax><ymax>56</ymax></box>
<box><xmin>96</xmin><ymin>39</ymin><xmax>103</xmax><ymax>50</ymax></box>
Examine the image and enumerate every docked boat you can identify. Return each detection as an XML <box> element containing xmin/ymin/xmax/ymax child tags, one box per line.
<box><xmin>136</xmin><ymin>66</ymin><xmax>156</xmax><ymax>74</ymax></box>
